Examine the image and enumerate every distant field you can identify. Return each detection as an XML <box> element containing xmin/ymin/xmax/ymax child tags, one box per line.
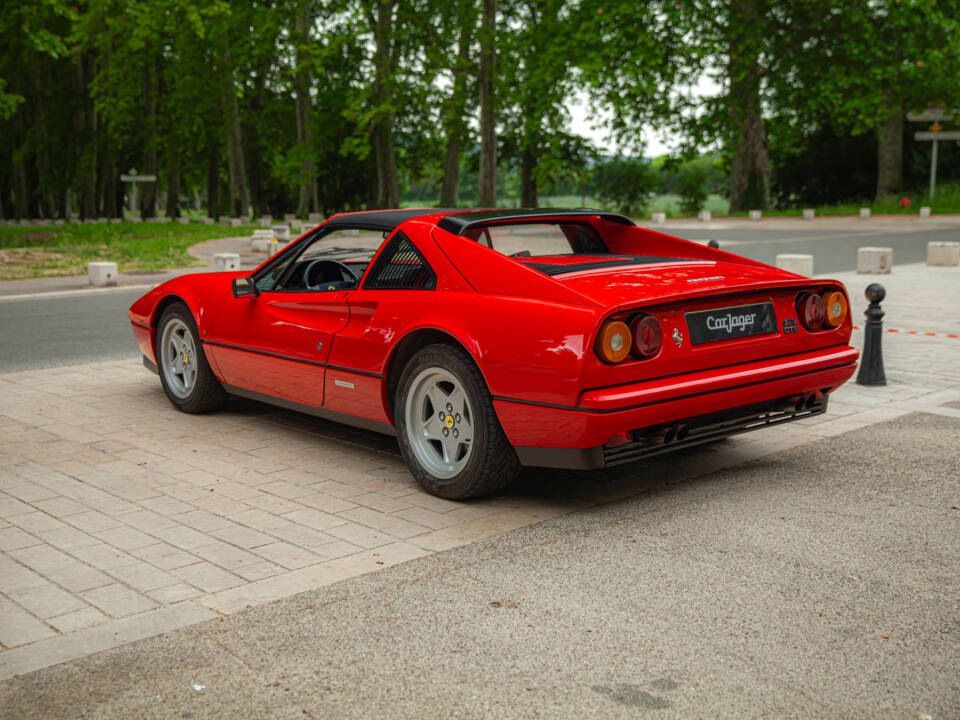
<box><xmin>0</xmin><ymin>223</ymin><xmax>253</xmax><ymax>280</ymax></box>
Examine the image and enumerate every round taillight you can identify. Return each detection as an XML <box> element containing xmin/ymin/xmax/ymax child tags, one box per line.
<box><xmin>797</xmin><ymin>293</ymin><xmax>825</xmax><ymax>331</ymax></box>
<box><xmin>596</xmin><ymin>320</ymin><xmax>631</xmax><ymax>363</ymax></box>
<box><xmin>630</xmin><ymin>315</ymin><xmax>662</xmax><ymax>358</ymax></box>
<box><xmin>822</xmin><ymin>290</ymin><xmax>847</xmax><ymax>328</ymax></box>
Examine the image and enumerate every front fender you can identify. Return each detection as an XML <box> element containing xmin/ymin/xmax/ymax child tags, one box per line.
<box><xmin>128</xmin><ymin>272</ymin><xmax>241</xmax><ymax>364</ymax></box>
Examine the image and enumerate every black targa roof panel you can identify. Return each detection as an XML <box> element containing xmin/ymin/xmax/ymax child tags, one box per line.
<box><xmin>323</xmin><ymin>208</ymin><xmax>457</xmax><ymax>232</ymax></box>
<box><xmin>436</xmin><ymin>208</ymin><xmax>635</xmax><ymax>235</ymax></box>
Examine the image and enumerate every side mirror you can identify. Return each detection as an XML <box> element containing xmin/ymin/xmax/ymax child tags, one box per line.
<box><xmin>232</xmin><ymin>277</ymin><xmax>259</xmax><ymax>298</ymax></box>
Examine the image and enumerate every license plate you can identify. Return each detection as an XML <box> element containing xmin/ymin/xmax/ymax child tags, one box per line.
<box><xmin>685</xmin><ymin>302</ymin><xmax>777</xmax><ymax>345</ymax></box>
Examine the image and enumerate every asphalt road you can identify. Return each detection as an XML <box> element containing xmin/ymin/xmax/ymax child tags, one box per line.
<box><xmin>0</xmin><ymin>223</ymin><xmax>956</xmax><ymax>373</ymax></box>
<box><xmin>0</xmin><ymin>288</ymin><xmax>145</xmax><ymax>373</ymax></box>
<box><xmin>2</xmin><ymin>412</ymin><xmax>956</xmax><ymax>718</ymax></box>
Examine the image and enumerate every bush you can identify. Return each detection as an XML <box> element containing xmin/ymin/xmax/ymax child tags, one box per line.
<box><xmin>591</xmin><ymin>157</ymin><xmax>657</xmax><ymax>216</ymax></box>
<box><xmin>677</xmin><ymin>164</ymin><xmax>710</xmax><ymax>214</ymax></box>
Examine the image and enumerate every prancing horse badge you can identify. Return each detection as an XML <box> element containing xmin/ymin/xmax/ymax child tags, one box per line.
<box><xmin>672</xmin><ymin>328</ymin><xmax>683</xmax><ymax>348</ymax></box>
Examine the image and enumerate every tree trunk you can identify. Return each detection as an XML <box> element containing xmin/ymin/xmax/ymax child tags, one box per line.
<box><xmin>294</xmin><ymin>0</ymin><xmax>315</xmax><ymax>217</ymax></box>
<box><xmin>440</xmin><ymin>27</ymin><xmax>473</xmax><ymax>207</ymax></box>
<box><xmin>206</xmin><ymin>143</ymin><xmax>221</xmax><ymax>218</ymax></box>
<box><xmin>520</xmin><ymin>149</ymin><xmax>538</xmax><ymax>208</ymax></box>
<box><xmin>222</xmin><ymin>39</ymin><xmax>249</xmax><ymax>218</ymax></box>
<box><xmin>875</xmin><ymin>106</ymin><xmax>903</xmax><ymax>200</ymax></box>
<box><xmin>76</xmin><ymin>53</ymin><xmax>97</xmax><ymax>220</ymax></box>
<box><xmin>478</xmin><ymin>0</ymin><xmax>497</xmax><ymax>207</ymax></box>
<box><xmin>13</xmin><ymin>110</ymin><xmax>28</xmax><ymax>219</ymax></box>
<box><xmin>141</xmin><ymin>63</ymin><xmax>158</xmax><ymax>218</ymax></box>
<box><xmin>165</xmin><ymin>146</ymin><xmax>181</xmax><ymax>218</ymax></box>
<box><xmin>726</xmin><ymin>0</ymin><xmax>769</xmax><ymax>213</ymax></box>
<box><xmin>371</xmin><ymin>1</ymin><xmax>399</xmax><ymax>209</ymax></box>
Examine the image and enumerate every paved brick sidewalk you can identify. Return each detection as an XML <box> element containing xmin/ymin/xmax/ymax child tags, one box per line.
<box><xmin>1</xmin><ymin>263</ymin><xmax>957</xmax><ymax>680</ymax></box>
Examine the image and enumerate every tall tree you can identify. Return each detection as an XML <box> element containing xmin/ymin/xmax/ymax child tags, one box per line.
<box><xmin>293</xmin><ymin>0</ymin><xmax>317</xmax><ymax>217</ymax></box>
<box><xmin>436</xmin><ymin>1</ymin><xmax>478</xmax><ymax>207</ymax></box>
<box><xmin>477</xmin><ymin>0</ymin><xmax>497</xmax><ymax>207</ymax></box>
<box><xmin>783</xmin><ymin>0</ymin><xmax>960</xmax><ymax>200</ymax></box>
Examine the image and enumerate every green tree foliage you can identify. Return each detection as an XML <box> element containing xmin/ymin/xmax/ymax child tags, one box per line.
<box><xmin>591</xmin><ymin>157</ymin><xmax>656</xmax><ymax>216</ymax></box>
<box><xmin>1</xmin><ymin>0</ymin><xmax>956</xmax><ymax>221</ymax></box>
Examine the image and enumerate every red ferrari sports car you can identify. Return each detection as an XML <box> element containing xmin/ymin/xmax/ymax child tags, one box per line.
<box><xmin>129</xmin><ymin>208</ymin><xmax>858</xmax><ymax>499</ymax></box>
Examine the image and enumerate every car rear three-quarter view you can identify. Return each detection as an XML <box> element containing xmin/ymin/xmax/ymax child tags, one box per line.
<box><xmin>128</xmin><ymin>208</ymin><xmax>859</xmax><ymax>499</ymax></box>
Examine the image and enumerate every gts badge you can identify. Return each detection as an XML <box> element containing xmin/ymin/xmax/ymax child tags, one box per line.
<box><xmin>672</xmin><ymin>327</ymin><xmax>684</xmax><ymax>348</ymax></box>
<box><xmin>782</xmin><ymin>318</ymin><xmax>799</xmax><ymax>335</ymax></box>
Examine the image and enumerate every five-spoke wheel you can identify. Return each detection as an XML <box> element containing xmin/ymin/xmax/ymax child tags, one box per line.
<box><xmin>155</xmin><ymin>303</ymin><xmax>226</xmax><ymax>413</ymax></box>
<box><xmin>396</xmin><ymin>343</ymin><xmax>519</xmax><ymax>499</ymax></box>
<box><xmin>405</xmin><ymin>367</ymin><xmax>475</xmax><ymax>478</ymax></box>
<box><xmin>159</xmin><ymin>317</ymin><xmax>198</xmax><ymax>399</ymax></box>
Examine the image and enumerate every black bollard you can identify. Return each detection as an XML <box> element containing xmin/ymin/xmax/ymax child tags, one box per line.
<box><xmin>707</xmin><ymin>239</ymin><xmax>720</xmax><ymax>249</ymax></box>
<box><xmin>856</xmin><ymin>283</ymin><xmax>886</xmax><ymax>386</ymax></box>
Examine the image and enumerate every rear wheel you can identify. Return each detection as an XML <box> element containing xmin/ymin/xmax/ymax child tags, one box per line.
<box><xmin>156</xmin><ymin>302</ymin><xmax>226</xmax><ymax>413</ymax></box>
<box><xmin>396</xmin><ymin>344</ymin><xmax>520</xmax><ymax>499</ymax></box>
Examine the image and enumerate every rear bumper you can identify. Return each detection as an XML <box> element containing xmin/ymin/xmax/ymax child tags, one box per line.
<box><xmin>497</xmin><ymin>344</ymin><xmax>858</xmax><ymax>469</ymax></box>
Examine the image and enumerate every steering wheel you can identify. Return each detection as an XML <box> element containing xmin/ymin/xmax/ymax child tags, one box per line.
<box><xmin>303</xmin><ymin>259</ymin><xmax>359</xmax><ymax>291</ymax></box>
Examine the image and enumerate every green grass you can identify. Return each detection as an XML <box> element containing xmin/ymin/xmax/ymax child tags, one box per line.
<box><xmin>0</xmin><ymin>222</ymin><xmax>254</xmax><ymax>280</ymax></box>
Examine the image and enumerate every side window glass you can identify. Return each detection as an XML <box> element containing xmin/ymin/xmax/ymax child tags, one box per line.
<box><xmin>267</xmin><ymin>228</ymin><xmax>383</xmax><ymax>292</ymax></box>
<box><xmin>364</xmin><ymin>232</ymin><xmax>436</xmax><ymax>290</ymax></box>
<box><xmin>256</xmin><ymin>253</ymin><xmax>296</xmax><ymax>292</ymax></box>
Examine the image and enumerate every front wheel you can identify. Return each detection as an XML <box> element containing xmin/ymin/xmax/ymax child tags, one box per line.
<box><xmin>156</xmin><ymin>302</ymin><xmax>227</xmax><ymax>414</ymax></box>
<box><xmin>395</xmin><ymin>344</ymin><xmax>520</xmax><ymax>499</ymax></box>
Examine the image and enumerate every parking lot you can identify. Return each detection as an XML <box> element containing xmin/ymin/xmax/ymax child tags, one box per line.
<box><xmin>1</xmin><ymin>260</ymin><xmax>958</xmax><ymax>715</ymax></box>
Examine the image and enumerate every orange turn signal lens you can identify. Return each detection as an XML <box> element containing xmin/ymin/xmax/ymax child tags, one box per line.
<box><xmin>822</xmin><ymin>291</ymin><xmax>847</xmax><ymax>328</ymax></box>
<box><xmin>596</xmin><ymin>320</ymin><xmax>631</xmax><ymax>363</ymax></box>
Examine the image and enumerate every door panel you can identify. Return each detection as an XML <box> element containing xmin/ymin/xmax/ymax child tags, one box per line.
<box><xmin>207</xmin><ymin>290</ymin><xmax>351</xmax><ymax>407</ymax></box>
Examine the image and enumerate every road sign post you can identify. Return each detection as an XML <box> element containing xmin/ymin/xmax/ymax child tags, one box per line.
<box><xmin>119</xmin><ymin>168</ymin><xmax>158</xmax><ymax>217</ymax></box>
<box><xmin>908</xmin><ymin>109</ymin><xmax>957</xmax><ymax>201</ymax></box>
<box><xmin>913</xmin><ymin>131</ymin><xmax>960</xmax><ymax>199</ymax></box>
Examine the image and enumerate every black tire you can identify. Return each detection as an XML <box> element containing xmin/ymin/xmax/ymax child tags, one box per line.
<box><xmin>155</xmin><ymin>302</ymin><xmax>227</xmax><ymax>414</ymax></box>
<box><xmin>395</xmin><ymin>343</ymin><xmax>520</xmax><ymax>499</ymax></box>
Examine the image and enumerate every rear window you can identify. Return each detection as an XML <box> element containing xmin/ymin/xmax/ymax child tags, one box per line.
<box><xmin>463</xmin><ymin>221</ymin><xmax>608</xmax><ymax>258</ymax></box>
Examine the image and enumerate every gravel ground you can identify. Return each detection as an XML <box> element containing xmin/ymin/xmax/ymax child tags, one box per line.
<box><xmin>2</xmin><ymin>413</ymin><xmax>958</xmax><ymax>719</ymax></box>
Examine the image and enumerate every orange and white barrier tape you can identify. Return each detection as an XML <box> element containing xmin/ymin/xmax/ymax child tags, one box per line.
<box><xmin>852</xmin><ymin>325</ymin><xmax>959</xmax><ymax>339</ymax></box>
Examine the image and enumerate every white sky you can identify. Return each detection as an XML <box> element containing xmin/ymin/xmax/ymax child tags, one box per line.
<box><xmin>568</xmin><ymin>76</ymin><xmax>722</xmax><ymax>159</ymax></box>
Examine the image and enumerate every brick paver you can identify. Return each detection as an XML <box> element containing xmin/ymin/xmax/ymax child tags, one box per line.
<box><xmin>1</xmin><ymin>262</ymin><xmax>958</xmax><ymax>678</ymax></box>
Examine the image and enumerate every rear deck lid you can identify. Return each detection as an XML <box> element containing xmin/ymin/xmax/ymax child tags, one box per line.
<box><xmin>519</xmin><ymin>255</ymin><xmax>801</xmax><ymax>310</ymax></box>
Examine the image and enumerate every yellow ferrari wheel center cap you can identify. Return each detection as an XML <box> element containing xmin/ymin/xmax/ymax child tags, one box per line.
<box><xmin>444</xmin><ymin>415</ymin><xmax>455</xmax><ymax>429</ymax></box>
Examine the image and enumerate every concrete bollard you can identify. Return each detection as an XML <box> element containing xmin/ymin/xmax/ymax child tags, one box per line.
<box><xmin>88</xmin><ymin>262</ymin><xmax>118</xmax><ymax>286</ymax></box>
<box><xmin>856</xmin><ymin>284</ymin><xmax>886</xmax><ymax>386</ymax></box>
<box><xmin>200</xmin><ymin>217</ymin><xmax>214</xmax><ymax>225</ymax></box>
<box><xmin>697</xmin><ymin>209</ymin><xmax>712</xmax><ymax>222</ymax></box>
<box><xmin>776</xmin><ymin>253</ymin><xmax>814</xmax><ymax>277</ymax></box>
<box><xmin>228</xmin><ymin>218</ymin><xmax>243</xmax><ymax>228</ymax></box>
<box><xmin>258</xmin><ymin>215</ymin><xmax>273</xmax><ymax>227</ymax></box>
<box><xmin>283</xmin><ymin>213</ymin><xmax>296</xmax><ymax>222</ymax></box>
<box><xmin>251</xmin><ymin>229</ymin><xmax>273</xmax><ymax>252</ymax></box>
<box><xmin>213</xmin><ymin>252</ymin><xmax>241</xmax><ymax>271</ymax></box>
<box><xmin>271</xmin><ymin>224</ymin><xmax>291</xmax><ymax>241</ymax></box>
<box><xmin>177</xmin><ymin>217</ymin><xmax>190</xmax><ymax>224</ymax></box>
<box><xmin>919</xmin><ymin>206</ymin><xmax>931</xmax><ymax>218</ymax></box>
<box><xmin>802</xmin><ymin>208</ymin><xmax>815</xmax><ymax>220</ymax></box>
<box><xmin>926</xmin><ymin>241</ymin><xmax>960</xmax><ymax>266</ymax></box>
<box><xmin>650</xmin><ymin>212</ymin><xmax>666</xmax><ymax>224</ymax></box>
<box><xmin>859</xmin><ymin>208</ymin><xmax>871</xmax><ymax>219</ymax></box>
<box><xmin>749</xmin><ymin>210</ymin><xmax>762</xmax><ymax>221</ymax></box>
<box><xmin>308</xmin><ymin>212</ymin><xmax>323</xmax><ymax>223</ymax></box>
<box><xmin>857</xmin><ymin>246</ymin><xmax>892</xmax><ymax>274</ymax></box>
